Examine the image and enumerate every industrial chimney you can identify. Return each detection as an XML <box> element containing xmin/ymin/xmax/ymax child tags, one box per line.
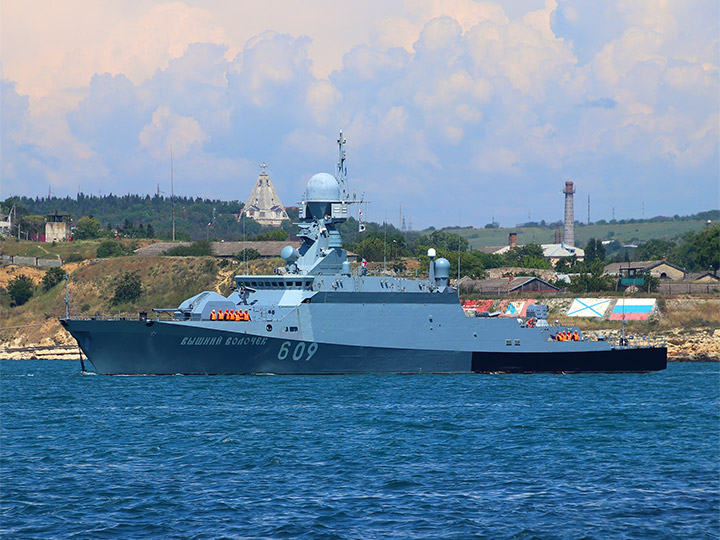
<box><xmin>563</xmin><ymin>181</ymin><xmax>575</xmax><ymax>247</ymax></box>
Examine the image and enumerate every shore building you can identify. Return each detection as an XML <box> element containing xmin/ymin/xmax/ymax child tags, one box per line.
<box><xmin>242</xmin><ymin>163</ymin><xmax>289</xmax><ymax>226</ymax></box>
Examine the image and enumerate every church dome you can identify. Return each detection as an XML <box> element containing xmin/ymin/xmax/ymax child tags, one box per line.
<box><xmin>305</xmin><ymin>173</ymin><xmax>341</xmax><ymax>202</ymax></box>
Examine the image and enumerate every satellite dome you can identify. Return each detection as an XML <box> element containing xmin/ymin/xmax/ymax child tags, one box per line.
<box><xmin>434</xmin><ymin>258</ymin><xmax>451</xmax><ymax>279</ymax></box>
<box><xmin>305</xmin><ymin>173</ymin><xmax>341</xmax><ymax>202</ymax></box>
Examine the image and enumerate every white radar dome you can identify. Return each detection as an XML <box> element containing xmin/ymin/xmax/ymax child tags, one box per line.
<box><xmin>305</xmin><ymin>173</ymin><xmax>341</xmax><ymax>202</ymax></box>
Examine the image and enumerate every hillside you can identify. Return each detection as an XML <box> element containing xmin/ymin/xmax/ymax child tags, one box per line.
<box><xmin>0</xmin><ymin>256</ymin><xmax>282</xmax><ymax>349</ymax></box>
<box><xmin>449</xmin><ymin>219</ymin><xmax>712</xmax><ymax>250</ymax></box>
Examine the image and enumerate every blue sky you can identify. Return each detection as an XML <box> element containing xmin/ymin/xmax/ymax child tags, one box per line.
<box><xmin>1</xmin><ymin>0</ymin><xmax>718</xmax><ymax>228</ymax></box>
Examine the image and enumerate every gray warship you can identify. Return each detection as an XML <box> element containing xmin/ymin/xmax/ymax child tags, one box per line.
<box><xmin>61</xmin><ymin>133</ymin><xmax>667</xmax><ymax>375</ymax></box>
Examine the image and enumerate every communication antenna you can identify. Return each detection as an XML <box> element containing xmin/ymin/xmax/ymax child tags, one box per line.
<box><xmin>171</xmin><ymin>145</ymin><xmax>175</xmax><ymax>242</ymax></box>
<box><xmin>588</xmin><ymin>195</ymin><xmax>590</xmax><ymax>225</ymax></box>
<box><xmin>457</xmin><ymin>210</ymin><xmax>462</xmax><ymax>290</ymax></box>
<box><xmin>383</xmin><ymin>211</ymin><xmax>387</xmax><ymax>274</ymax></box>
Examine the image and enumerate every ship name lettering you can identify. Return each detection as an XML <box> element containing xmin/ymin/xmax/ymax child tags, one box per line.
<box><xmin>181</xmin><ymin>336</ymin><xmax>224</xmax><ymax>346</ymax></box>
<box><xmin>224</xmin><ymin>336</ymin><xmax>268</xmax><ymax>346</ymax></box>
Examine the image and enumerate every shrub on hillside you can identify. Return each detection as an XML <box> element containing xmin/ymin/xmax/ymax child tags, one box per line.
<box><xmin>7</xmin><ymin>274</ymin><xmax>34</xmax><ymax>306</ymax></box>
<box><xmin>64</xmin><ymin>253</ymin><xmax>84</xmax><ymax>263</ymax></box>
<box><xmin>111</xmin><ymin>272</ymin><xmax>143</xmax><ymax>305</ymax></box>
<box><xmin>42</xmin><ymin>267</ymin><xmax>67</xmax><ymax>291</ymax></box>
<box><xmin>164</xmin><ymin>240</ymin><xmax>213</xmax><ymax>256</ymax></box>
<box><xmin>233</xmin><ymin>248</ymin><xmax>262</xmax><ymax>262</ymax></box>
<box><xmin>97</xmin><ymin>240</ymin><xmax>133</xmax><ymax>258</ymax></box>
<box><xmin>254</xmin><ymin>229</ymin><xmax>288</xmax><ymax>241</ymax></box>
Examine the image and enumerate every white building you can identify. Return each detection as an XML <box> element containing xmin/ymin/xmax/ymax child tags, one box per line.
<box><xmin>242</xmin><ymin>163</ymin><xmax>289</xmax><ymax>226</ymax></box>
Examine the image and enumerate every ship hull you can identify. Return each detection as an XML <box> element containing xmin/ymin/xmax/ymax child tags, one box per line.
<box><xmin>471</xmin><ymin>347</ymin><xmax>667</xmax><ymax>373</ymax></box>
<box><xmin>62</xmin><ymin>319</ymin><xmax>667</xmax><ymax>375</ymax></box>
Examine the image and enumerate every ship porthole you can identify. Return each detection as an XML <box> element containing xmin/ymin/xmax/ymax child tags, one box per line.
<box><xmin>266</xmin><ymin>324</ymin><xmax>273</xmax><ymax>332</ymax></box>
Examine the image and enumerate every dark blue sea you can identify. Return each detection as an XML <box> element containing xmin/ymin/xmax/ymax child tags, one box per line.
<box><xmin>1</xmin><ymin>361</ymin><xmax>718</xmax><ymax>540</ymax></box>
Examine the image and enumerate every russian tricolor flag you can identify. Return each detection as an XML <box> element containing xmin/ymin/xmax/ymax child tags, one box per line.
<box><xmin>609</xmin><ymin>299</ymin><xmax>656</xmax><ymax>320</ymax></box>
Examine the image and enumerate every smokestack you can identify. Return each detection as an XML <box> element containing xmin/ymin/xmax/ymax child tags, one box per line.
<box><xmin>563</xmin><ymin>181</ymin><xmax>575</xmax><ymax>247</ymax></box>
<box><xmin>508</xmin><ymin>232</ymin><xmax>517</xmax><ymax>248</ymax></box>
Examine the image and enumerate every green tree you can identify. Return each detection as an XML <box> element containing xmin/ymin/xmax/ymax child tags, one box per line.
<box><xmin>584</xmin><ymin>238</ymin><xmax>606</xmax><ymax>263</ymax></box>
<box><xmin>554</xmin><ymin>255</ymin><xmax>579</xmax><ymax>273</ymax></box>
<box><xmin>254</xmin><ymin>229</ymin><xmax>288</xmax><ymax>241</ymax></box>
<box><xmin>233</xmin><ymin>248</ymin><xmax>262</xmax><ymax>261</ymax></box>
<box><xmin>111</xmin><ymin>272</ymin><xmax>143</xmax><ymax>305</ymax></box>
<box><xmin>673</xmin><ymin>225</ymin><xmax>719</xmax><ymax>272</ymax></box>
<box><xmin>74</xmin><ymin>216</ymin><xmax>102</xmax><ymax>239</ymax></box>
<box><xmin>643</xmin><ymin>271</ymin><xmax>660</xmax><ymax>293</ymax></box>
<box><xmin>7</xmin><ymin>274</ymin><xmax>34</xmax><ymax>306</ymax></box>
<box><xmin>634</xmin><ymin>239</ymin><xmax>676</xmax><ymax>261</ymax></box>
<box><xmin>502</xmin><ymin>243</ymin><xmax>549</xmax><ymax>268</ymax></box>
<box><xmin>352</xmin><ymin>237</ymin><xmax>386</xmax><ymax>261</ymax></box>
<box><xmin>165</xmin><ymin>240</ymin><xmax>213</xmax><ymax>256</ymax></box>
<box><xmin>41</xmin><ymin>267</ymin><xmax>67</xmax><ymax>291</ymax></box>
<box><xmin>568</xmin><ymin>261</ymin><xmax>615</xmax><ymax>293</ymax></box>
<box><xmin>426</xmin><ymin>230</ymin><xmax>469</xmax><ymax>252</ymax></box>
<box><xmin>96</xmin><ymin>240</ymin><xmax>133</xmax><ymax>258</ymax></box>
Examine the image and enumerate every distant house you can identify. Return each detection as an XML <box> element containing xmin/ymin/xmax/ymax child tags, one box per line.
<box><xmin>45</xmin><ymin>213</ymin><xmax>71</xmax><ymax>243</ymax></box>
<box><xmin>684</xmin><ymin>272</ymin><xmax>720</xmax><ymax>284</ymax></box>
<box><xmin>462</xmin><ymin>276</ymin><xmax>561</xmax><ymax>295</ymax></box>
<box><xmin>604</xmin><ymin>260</ymin><xmax>686</xmax><ymax>281</ymax></box>
<box><xmin>0</xmin><ymin>210</ymin><xmax>12</xmax><ymax>236</ymax></box>
<box><xmin>478</xmin><ymin>232</ymin><xmax>584</xmax><ymax>266</ymax></box>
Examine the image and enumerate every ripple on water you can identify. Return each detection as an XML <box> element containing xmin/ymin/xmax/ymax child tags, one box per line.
<box><xmin>0</xmin><ymin>361</ymin><xmax>718</xmax><ymax>539</ymax></box>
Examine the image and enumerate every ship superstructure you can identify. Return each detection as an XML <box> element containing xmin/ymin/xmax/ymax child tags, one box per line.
<box><xmin>61</xmin><ymin>133</ymin><xmax>666</xmax><ymax>375</ymax></box>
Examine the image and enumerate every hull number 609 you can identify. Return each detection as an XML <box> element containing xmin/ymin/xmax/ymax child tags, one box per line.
<box><xmin>278</xmin><ymin>341</ymin><xmax>318</xmax><ymax>361</ymax></box>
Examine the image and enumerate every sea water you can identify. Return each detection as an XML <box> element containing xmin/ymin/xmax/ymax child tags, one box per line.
<box><xmin>1</xmin><ymin>360</ymin><xmax>718</xmax><ymax>540</ymax></box>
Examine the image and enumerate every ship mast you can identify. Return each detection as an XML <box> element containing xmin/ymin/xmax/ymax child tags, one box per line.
<box><xmin>335</xmin><ymin>131</ymin><xmax>347</xmax><ymax>197</ymax></box>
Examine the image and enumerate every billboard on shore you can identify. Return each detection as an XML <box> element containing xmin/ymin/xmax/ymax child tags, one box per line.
<box><xmin>567</xmin><ymin>298</ymin><xmax>612</xmax><ymax>318</ymax></box>
<box><xmin>609</xmin><ymin>299</ymin><xmax>656</xmax><ymax>321</ymax></box>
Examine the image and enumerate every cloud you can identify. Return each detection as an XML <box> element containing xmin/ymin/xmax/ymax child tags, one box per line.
<box><xmin>139</xmin><ymin>106</ymin><xmax>208</xmax><ymax>160</ymax></box>
<box><xmin>1</xmin><ymin>1</ymin><xmax>717</xmax><ymax>227</ymax></box>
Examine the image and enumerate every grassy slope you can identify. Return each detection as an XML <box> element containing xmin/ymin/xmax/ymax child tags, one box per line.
<box><xmin>0</xmin><ymin>238</ymin><xmax>157</xmax><ymax>260</ymax></box>
<box><xmin>447</xmin><ymin>219</ymin><xmax>708</xmax><ymax>249</ymax></box>
<box><xmin>0</xmin><ymin>256</ymin><xmax>282</xmax><ymax>346</ymax></box>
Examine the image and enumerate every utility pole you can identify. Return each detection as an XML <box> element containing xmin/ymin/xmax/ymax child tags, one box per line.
<box><xmin>171</xmin><ymin>146</ymin><xmax>175</xmax><ymax>242</ymax></box>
